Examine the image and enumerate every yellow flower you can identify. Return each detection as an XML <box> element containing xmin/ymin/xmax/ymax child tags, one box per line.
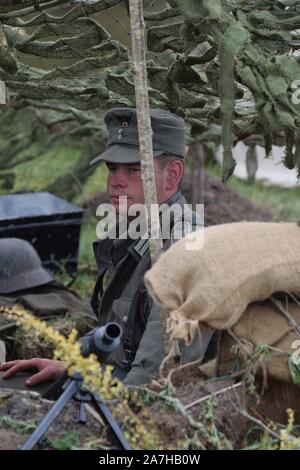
<box><xmin>280</xmin><ymin>409</ymin><xmax>300</xmax><ymax>450</ymax></box>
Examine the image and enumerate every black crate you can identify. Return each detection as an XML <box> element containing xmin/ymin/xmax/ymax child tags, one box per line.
<box><xmin>0</xmin><ymin>192</ymin><xmax>83</xmax><ymax>274</ymax></box>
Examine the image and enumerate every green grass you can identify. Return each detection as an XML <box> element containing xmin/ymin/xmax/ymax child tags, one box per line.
<box><xmin>205</xmin><ymin>162</ymin><xmax>300</xmax><ymax>222</ymax></box>
<box><xmin>0</xmin><ymin>416</ymin><xmax>37</xmax><ymax>434</ymax></box>
<box><xmin>14</xmin><ymin>144</ymin><xmax>82</xmax><ymax>193</ymax></box>
<box><xmin>71</xmin><ymin>215</ymin><xmax>99</xmax><ymax>299</ymax></box>
<box><xmin>48</xmin><ymin>431</ymin><xmax>80</xmax><ymax>450</ymax></box>
<box><xmin>72</xmin><ymin>163</ymin><xmax>108</xmax><ymax>206</ymax></box>
<box><xmin>0</xmin><ymin>142</ymin><xmax>82</xmax><ymax>195</ymax></box>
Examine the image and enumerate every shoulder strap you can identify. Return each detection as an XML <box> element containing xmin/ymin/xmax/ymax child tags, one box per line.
<box><xmin>90</xmin><ymin>238</ymin><xmax>114</xmax><ymax>317</ymax></box>
<box><xmin>90</xmin><ymin>273</ymin><xmax>106</xmax><ymax>317</ymax></box>
<box><xmin>120</xmin><ymin>248</ymin><xmax>151</xmax><ymax>372</ymax></box>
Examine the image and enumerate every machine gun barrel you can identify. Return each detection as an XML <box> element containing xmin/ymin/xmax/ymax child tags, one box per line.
<box><xmin>80</xmin><ymin>322</ymin><xmax>122</xmax><ymax>362</ymax></box>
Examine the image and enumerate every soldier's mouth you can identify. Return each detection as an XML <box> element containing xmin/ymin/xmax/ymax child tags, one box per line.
<box><xmin>110</xmin><ymin>195</ymin><xmax>132</xmax><ymax>206</ymax></box>
<box><xmin>110</xmin><ymin>195</ymin><xmax>130</xmax><ymax>201</ymax></box>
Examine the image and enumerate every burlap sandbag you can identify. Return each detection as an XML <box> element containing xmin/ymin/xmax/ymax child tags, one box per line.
<box><xmin>144</xmin><ymin>222</ymin><xmax>300</xmax><ymax>343</ymax></box>
<box><xmin>218</xmin><ymin>294</ymin><xmax>300</xmax><ymax>384</ymax></box>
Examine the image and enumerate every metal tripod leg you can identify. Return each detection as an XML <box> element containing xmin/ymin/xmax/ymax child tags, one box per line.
<box><xmin>21</xmin><ymin>379</ymin><xmax>78</xmax><ymax>450</ymax></box>
<box><xmin>92</xmin><ymin>393</ymin><xmax>131</xmax><ymax>450</ymax></box>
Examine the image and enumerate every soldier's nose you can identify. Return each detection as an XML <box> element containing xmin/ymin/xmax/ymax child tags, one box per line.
<box><xmin>111</xmin><ymin>172</ymin><xmax>128</xmax><ymax>188</ymax></box>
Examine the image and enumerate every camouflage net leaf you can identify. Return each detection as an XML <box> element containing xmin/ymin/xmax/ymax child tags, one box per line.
<box><xmin>219</xmin><ymin>21</ymin><xmax>250</xmax><ymax>182</ymax></box>
<box><xmin>0</xmin><ymin>0</ymin><xmax>299</xmax><ymax>192</ymax></box>
<box><xmin>177</xmin><ymin>0</ymin><xmax>223</xmax><ymax>21</ymax></box>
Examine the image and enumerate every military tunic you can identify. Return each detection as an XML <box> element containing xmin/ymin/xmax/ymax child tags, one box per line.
<box><xmin>87</xmin><ymin>191</ymin><xmax>213</xmax><ymax>385</ymax></box>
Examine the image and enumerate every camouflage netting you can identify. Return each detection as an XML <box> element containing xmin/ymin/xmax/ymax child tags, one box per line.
<box><xmin>0</xmin><ymin>0</ymin><xmax>300</xmax><ymax>194</ymax></box>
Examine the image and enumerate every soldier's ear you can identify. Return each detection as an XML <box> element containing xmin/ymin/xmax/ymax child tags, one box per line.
<box><xmin>167</xmin><ymin>168</ymin><xmax>176</xmax><ymax>180</ymax></box>
<box><xmin>166</xmin><ymin>160</ymin><xmax>184</xmax><ymax>188</ymax></box>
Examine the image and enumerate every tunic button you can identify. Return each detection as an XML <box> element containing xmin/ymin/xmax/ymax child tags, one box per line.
<box><xmin>123</xmin><ymin>315</ymin><xmax>128</xmax><ymax>322</ymax></box>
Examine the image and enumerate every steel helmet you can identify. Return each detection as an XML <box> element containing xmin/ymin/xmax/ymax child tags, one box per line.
<box><xmin>0</xmin><ymin>238</ymin><xmax>53</xmax><ymax>294</ymax></box>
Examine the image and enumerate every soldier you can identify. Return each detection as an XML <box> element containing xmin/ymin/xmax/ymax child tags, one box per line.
<box><xmin>0</xmin><ymin>108</ymin><xmax>213</xmax><ymax>391</ymax></box>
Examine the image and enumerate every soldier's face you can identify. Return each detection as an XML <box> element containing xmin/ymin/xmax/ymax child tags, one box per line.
<box><xmin>106</xmin><ymin>161</ymin><xmax>170</xmax><ymax>211</ymax></box>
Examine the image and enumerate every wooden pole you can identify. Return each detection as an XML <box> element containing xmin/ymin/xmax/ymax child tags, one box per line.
<box><xmin>128</xmin><ymin>0</ymin><xmax>163</xmax><ymax>265</ymax></box>
<box><xmin>129</xmin><ymin>0</ymin><xmax>169</xmax><ymax>355</ymax></box>
<box><xmin>0</xmin><ymin>80</ymin><xmax>7</xmax><ymax>106</ymax></box>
